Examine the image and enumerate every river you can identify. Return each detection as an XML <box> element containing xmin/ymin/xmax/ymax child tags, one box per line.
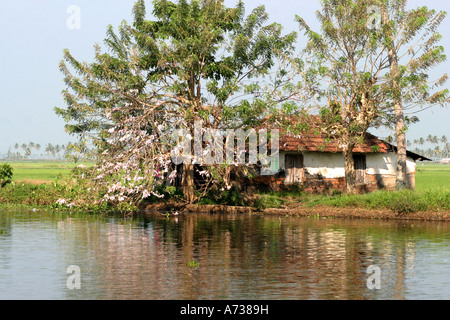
<box><xmin>0</xmin><ymin>210</ymin><xmax>449</xmax><ymax>300</ymax></box>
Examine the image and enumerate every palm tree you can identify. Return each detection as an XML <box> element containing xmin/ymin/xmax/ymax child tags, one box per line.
<box><xmin>432</xmin><ymin>135</ymin><xmax>439</xmax><ymax>145</ymax></box>
<box><xmin>441</xmin><ymin>135</ymin><xmax>448</xmax><ymax>158</ymax></box>
<box><xmin>426</xmin><ymin>134</ymin><xmax>434</xmax><ymax>147</ymax></box>
<box><xmin>434</xmin><ymin>146</ymin><xmax>441</xmax><ymax>161</ymax></box>
<box><xmin>20</xmin><ymin>143</ymin><xmax>28</xmax><ymax>158</ymax></box>
<box><xmin>35</xmin><ymin>144</ymin><xmax>41</xmax><ymax>158</ymax></box>
<box><xmin>45</xmin><ymin>143</ymin><xmax>54</xmax><ymax>159</ymax></box>
<box><xmin>425</xmin><ymin>148</ymin><xmax>434</xmax><ymax>158</ymax></box>
<box><xmin>419</xmin><ymin>137</ymin><xmax>425</xmax><ymax>147</ymax></box>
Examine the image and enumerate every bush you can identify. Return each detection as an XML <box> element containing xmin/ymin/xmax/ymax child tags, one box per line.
<box><xmin>0</xmin><ymin>164</ymin><xmax>13</xmax><ymax>188</ymax></box>
<box><xmin>199</xmin><ymin>185</ymin><xmax>245</xmax><ymax>206</ymax></box>
<box><xmin>254</xmin><ymin>194</ymin><xmax>284</xmax><ymax>210</ymax></box>
<box><xmin>388</xmin><ymin>192</ymin><xmax>422</xmax><ymax>214</ymax></box>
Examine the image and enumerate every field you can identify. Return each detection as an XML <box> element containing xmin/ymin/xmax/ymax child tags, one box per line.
<box><xmin>7</xmin><ymin>161</ymin><xmax>92</xmax><ymax>184</ymax></box>
<box><xmin>3</xmin><ymin>160</ymin><xmax>449</xmax><ymax>190</ymax></box>
<box><xmin>415</xmin><ymin>162</ymin><xmax>450</xmax><ymax>192</ymax></box>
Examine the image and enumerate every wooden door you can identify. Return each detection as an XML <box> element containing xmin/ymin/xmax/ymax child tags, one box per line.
<box><xmin>354</xmin><ymin>154</ymin><xmax>366</xmax><ymax>184</ymax></box>
<box><xmin>285</xmin><ymin>154</ymin><xmax>303</xmax><ymax>184</ymax></box>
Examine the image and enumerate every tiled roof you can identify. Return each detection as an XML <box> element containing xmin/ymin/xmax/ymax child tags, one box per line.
<box><xmin>258</xmin><ymin>115</ymin><xmax>431</xmax><ymax>160</ymax></box>
<box><xmin>279</xmin><ymin>131</ymin><xmax>390</xmax><ymax>153</ymax></box>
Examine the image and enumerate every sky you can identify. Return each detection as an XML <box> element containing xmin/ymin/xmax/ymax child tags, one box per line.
<box><xmin>0</xmin><ymin>0</ymin><xmax>449</xmax><ymax>156</ymax></box>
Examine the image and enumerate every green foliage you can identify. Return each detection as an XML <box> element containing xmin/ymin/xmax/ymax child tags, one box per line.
<box><xmin>199</xmin><ymin>185</ymin><xmax>245</xmax><ymax>206</ymax></box>
<box><xmin>304</xmin><ymin>189</ymin><xmax>449</xmax><ymax>214</ymax></box>
<box><xmin>0</xmin><ymin>167</ymin><xmax>115</xmax><ymax>213</ymax></box>
<box><xmin>254</xmin><ymin>194</ymin><xmax>284</xmax><ymax>210</ymax></box>
<box><xmin>57</xmin><ymin>0</ymin><xmax>298</xmax><ymax>153</ymax></box>
<box><xmin>0</xmin><ymin>164</ymin><xmax>13</xmax><ymax>188</ymax></box>
<box><xmin>144</xmin><ymin>184</ymin><xmax>183</xmax><ymax>203</ymax></box>
<box><xmin>187</xmin><ymin>260</ymin><xmax>200</xmax><ymax>268</ymax></box>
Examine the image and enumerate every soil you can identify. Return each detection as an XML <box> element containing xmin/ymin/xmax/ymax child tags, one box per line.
<box><xmin>140</xmin><ymin>201</ymin><xmax>450</xmax><ymax>222</ymax></box>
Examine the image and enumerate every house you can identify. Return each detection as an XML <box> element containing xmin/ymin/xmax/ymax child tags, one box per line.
<box><xmin>252</xmin><ymin>127</ymin><xmax>431</xmax><ymax>193</ymax></box>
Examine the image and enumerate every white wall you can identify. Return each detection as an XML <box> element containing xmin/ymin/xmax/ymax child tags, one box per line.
<box><xmin>366</xmin><ymin>153</ymin><xmax>416</xmax><ymax>175</ymax></box>
<box><xmin>280</xmin><ymin>151</ymin><xmax>345</xmax><ymax>178</ymax></box>
<box><xmin>279</xmin><ymin>151</ymin><xmax>416</xmax><ymax>179</ymax></box>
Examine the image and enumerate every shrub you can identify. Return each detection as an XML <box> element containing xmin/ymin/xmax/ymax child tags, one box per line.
<box><xmin>0</xmin><ymin>164</ymin><xmax>13</xmax><ymax>188</ymax></box>
<box><xmin>199</xmin><ymin>185</ymin><xmax>245</xmax><ymax>206</ymax></box>
<box><xmin>387</xmin><ymin>191</ymin><xmax>423</xmax><ymax>214</ymax></box>
<box><xmin>255</xmin><ymin>194</ymin><xmax>284</xmax><ymax>210</ymax></box>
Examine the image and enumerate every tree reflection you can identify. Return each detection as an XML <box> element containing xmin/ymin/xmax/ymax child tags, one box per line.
<box><xmin>53</xmin><ymin>212</ymin><xmax>450</xmax><ymax>299</ymax></box>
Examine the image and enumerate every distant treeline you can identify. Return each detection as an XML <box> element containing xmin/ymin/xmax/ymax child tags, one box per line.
<box><xmin>383</xmin><ymin>134</ymin><xmax>449</xmax><ymax>161</ymax></box>
<box><xmin>2</xmin><ymin>142</ymin><xmax>69</xmax><ymax>160</ymax></box>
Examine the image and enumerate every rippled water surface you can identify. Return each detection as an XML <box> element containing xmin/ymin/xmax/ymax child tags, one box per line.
<box><xmin>0</xmin><ymin>210</ymin><xmax>449</xmax><ymax>300</ymax></box>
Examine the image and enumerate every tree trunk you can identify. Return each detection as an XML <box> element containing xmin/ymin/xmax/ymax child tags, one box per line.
<box><xmin>387</xmin><ymin>45</ymin><xmax>407</xmax><ymax>190</ymax></box>
<box><xmin>381</xmin><ymin>6</ymin><xmax>408</xmax><ymax>190</ymax></box>
<box><xmin>394</xmin><ymin>105</ymin><xmax>408</xmax><ymax>190</ymax></box>
<box><xmin>182</xmin><ymin>163</ymin><xmax>195</xmax><ymax>203</ymax></box>
<box><xmin>343</xmin><ymin>145</ymin><xmax>356</xmax><ymax>193</ymax></box>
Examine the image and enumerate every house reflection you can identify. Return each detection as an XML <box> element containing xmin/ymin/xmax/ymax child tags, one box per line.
<box><xmin>55</xmin><ymin>213</ymin><xmax>448</xmax><ymax>300</ymax></box>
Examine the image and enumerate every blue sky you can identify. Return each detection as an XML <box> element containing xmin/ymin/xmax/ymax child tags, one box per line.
<box><xmin>0</xmin><ymin>0</ymin><xmax>448</xmax><ymax>155</ymax></box>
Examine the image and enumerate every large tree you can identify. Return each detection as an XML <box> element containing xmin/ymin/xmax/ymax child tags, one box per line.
<box><xmin>296</xmin><ymin>0</ymin><xmax>449</xmax><ymax>192</ymax></box>
<box><xmin>296</xmin><ymin>0</ymin><xmax>390</xmax><ymax>193</ymax></box>
<box><xmin>379</xmin><ymin>0</ymin><xmax>448</xmax><ymax>189</ymax></box>
<box><xmin>56</xmin><ymin>0</ymin><xmax>298</xmax><ymax>205</ymax></box>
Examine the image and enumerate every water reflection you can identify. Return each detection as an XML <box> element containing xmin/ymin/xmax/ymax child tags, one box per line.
<box><xmin>0</xmin><ymin>211</ymin><xmax>449</xmax><ymax>300</ymax></box>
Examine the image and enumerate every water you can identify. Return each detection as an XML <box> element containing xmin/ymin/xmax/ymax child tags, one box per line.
<box><xmin>0</xmin><ymin>210</ymin><xmax>449</xmax><ymax>300</ymax></box>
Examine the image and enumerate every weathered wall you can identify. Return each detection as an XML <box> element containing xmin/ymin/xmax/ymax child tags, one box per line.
<box><xmin>365</xmin><ymin>153</ymin><xmax>416</xmax><ymax>190</ymax></box>
<box><xmin>366</xmin><ymin>153</ymin><xmax>415</xmax><ymax>175</ymax></box>
<box><xmin>280</xmin><ymin>151</ymin><xmax>345</xmax><ymax>178</ymax></box>
<box><xmin>255</xmin><ymin>151</ymin><xmax>416</xmax><ymax>192</ymax></box>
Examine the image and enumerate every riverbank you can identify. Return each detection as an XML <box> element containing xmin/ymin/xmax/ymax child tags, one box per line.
<box><xmin>1</xmin><ymin>162</ymin><xmax>449</xmax><ymax>221</ymax></box>
<box><xmin>0</xmin><ymin>181</ymin><xmax>448</xmax><ymax>221</ymax></box>
<box><xmin>140</xmin><ymin>200</ymin><xmax>450</xmax><ymax>221</ymax></box>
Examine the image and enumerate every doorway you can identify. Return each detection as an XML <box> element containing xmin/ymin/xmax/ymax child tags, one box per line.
<box><xmin>285</xmin><ymin>154</ymin><xmax>303</xmax><ymax>184</ymax></box>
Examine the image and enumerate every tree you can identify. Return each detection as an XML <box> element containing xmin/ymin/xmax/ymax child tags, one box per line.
<box><xmin>419</xmin><ymin>137</ymin><xmax>425</xmax><ymax>147</ymax></box>
<box><xmin>444</xmin><ymin>142</ymin><xmax>450</xmax><ymax>159</ymax></box>
<box><xmin>441</xmin><ymin>136</ymin><xmax>449</xmax><ymax>158</ymax></box>
<box><xmin>434</xmin><ymin>145</ymin><xmax>441</xmax><ymax>161</ymax></box>
<box><xmin>296</xmin><ymin>0</ymin><xmax>390</xmax><ymax>193</ymax></box>
<box><xmin>45</xmin><ymin>143</ymin><xmax>55</xmax><ymax>159</ymax></box>
<box><xmin>55</xmin><ymin>0</ymin><xmax>298</xmax><ymax>205</ymax></box>
<box><xmin>379</xmin><ymin>1</ymin><xmax>449</xmax><ymax>189</ymax></box>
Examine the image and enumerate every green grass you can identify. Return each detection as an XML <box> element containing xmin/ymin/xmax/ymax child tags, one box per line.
<box><xmin>304</xmin><ymin>163</ymin><xmax>450</xmax><ymax>213</ymax></box>
<box><xmin>5</xmin><ymin>160</ymin><xmax>93</xmax><ymax>183</ymax></box>
<box><xmin>415</xmin><ymin>163</ymin><xmax>450</xmax><ymax>192</ymax></box>
<box><xmin>255</xmin><ymin>163</ymin><xmax>450</xmax><ymax>213</ymax></box>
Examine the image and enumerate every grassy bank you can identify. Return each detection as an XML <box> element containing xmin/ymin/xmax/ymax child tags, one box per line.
<box><xmin>0</xmin><ymin>162</ymin><xmax>108</xmax><ymax>213</ymax></box>
<box><xmin>0</xmin><ymin>161</ymin><xmax>449</xmax><ymax>215</ymax></box>
<box><xmin>254</xmin><ymin>163</ymin><xmax>450</xmax><ymax>214</ymax></box>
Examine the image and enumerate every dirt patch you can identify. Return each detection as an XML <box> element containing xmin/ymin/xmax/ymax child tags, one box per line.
<box><xmin>261</xmin><ymin>205</ymin><xmax>450</xmax><ymax>221</ymax></box>
<box><xmin>140</xmin><ymin>201</ymin><xmax>450</xmax><ymax>221</ymax></box>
